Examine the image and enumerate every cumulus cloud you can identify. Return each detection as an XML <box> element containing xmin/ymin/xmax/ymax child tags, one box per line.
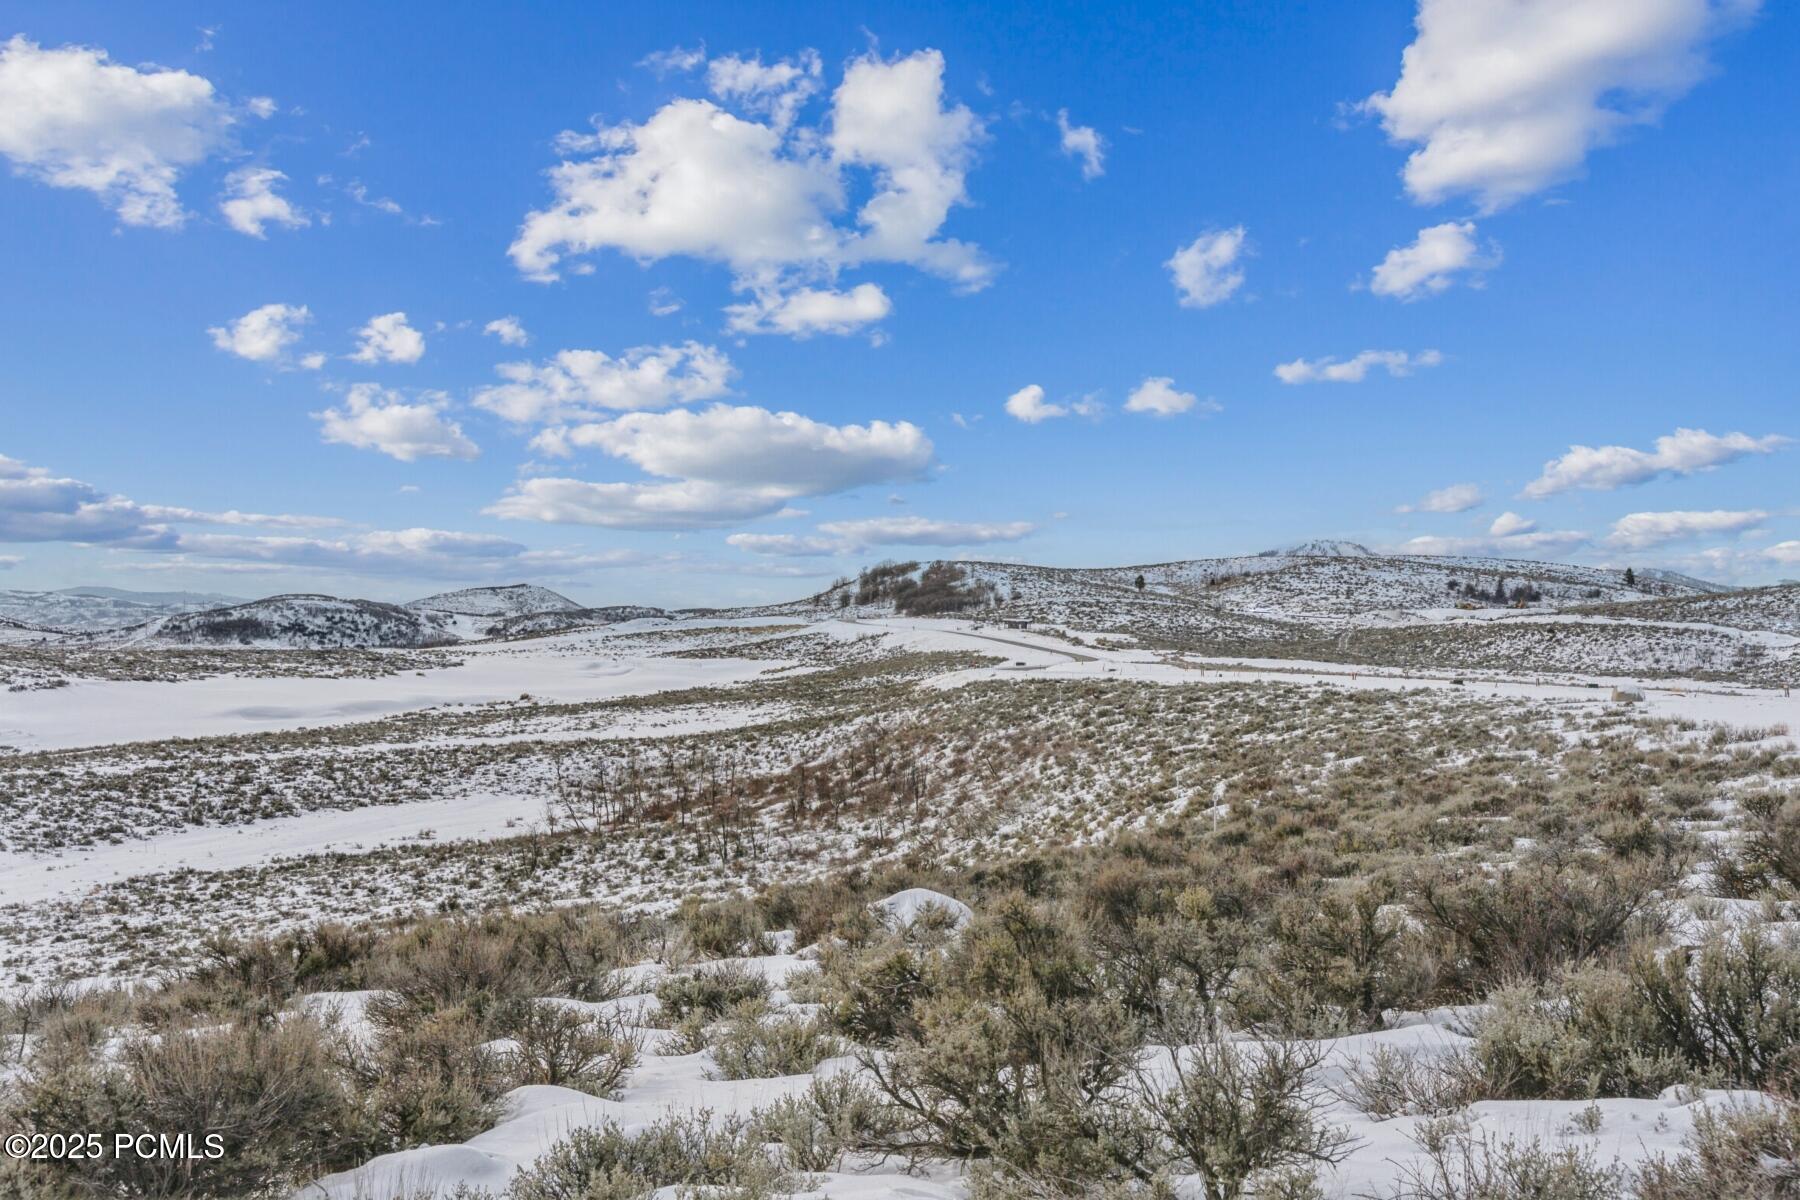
<box><xmin>1767</xmin><ymin>541</ymin><xmax>1800</xmax><ymax>565</ymax></box>
<box><xmin>1397</xmin><ymin>482</ymin><xmax>1484</xmax><ymax>513</ymax></box>
<box><xmin>208</xmin><ymin>302</ymin><xmax>314</xmax><ymax>365</ymax></box>
<box><xmin>0</xmin><ymin>452</ymin><xmax>336</xmax><ymax>548</ymax></box>
<box><xmin>538</xmin><ymin>404</ymin><xmax>932</xmax><ymax>493</ymax></box>
<box><xmin>706</xmin><ymin>50</ymin><xmax>821</xmax><ymax>133</ymax></box>
<box><xmin>491</xmin><ymin>404</ymin><xmax>933</xmax><ymax>531</ymax></box>
<box><xmin>1364</xmin><ymin>0</ymin><xmax>1759</xmax><ymax>211</ymax></box>
<box><xmin>1369</xmin><ymin>222</ymin><xmax>1497</xmax><ymax>300</ymax></box>
<box><xmin>1396</xmin><ymin>528</ymin><xmax>1590</xmax><ymax>558</ymax></box>
<box><xmin>1522</xmin><ymin>427</ymin><xmax>1789</xmax><ymax>498</ymax></box>
<box><xmin>349</xmin><ymin>312</ymin><xmax>426</xmax><ymax>364</ymax></box>
<box><xmin>483</xmin><ymin>316</ymin><xmax>529</xmax><ymax>347</ymax></box>
<box><xmin>1125</xmin><ymin>377</ymin><xmax>1216</xmax><ymax>417</ymax></box>
<box><xmin>0</xmin><ymin>35</ymin><xmax>236</xmax><ymax>227</ymax></box>
<box><xmin>474</xmin><ymin>342</ymin><xmax>734</xmax><ymax>424</ymax></box>
<box><xmin>1056</xmin><ymin>109</ymin><xmax>1104</xmax><ymax>179</ymax></box>
<box><xmin>724</xmin><ymin>283</ymin><xmax>891</xmax><ymax>337</ymax></box>
<box><xmin>0</xmin><ymin>452</ymin><xmax>655</xmax><ymax>582</ymax></box>
<box><xmin>1275</xmin><ymin>348</ymin><xmax>1443</xmax><ymax>384</ymax></box>
<box><xmin>1488</xmin><ymin>511</ymin><xmax>1537</xmax><ymax>537</ymax></box>
<box><xmin>1166</xmin><ymin>227</ymin><xmax>1247</xmax><ymax>308</ymax></box>
<box><xmin>1004</xmin><ymin>384</ymin><xmax>1061</xmax><ymax>424</ymax></box>
<box><xmin>314</xmin><ymin>384</ymin><xmax>478</xmax><ymax>462</ymax></box>
<box><xmin>218</xmin><ymin>166</ymin><xmax>308</xmax><ymax>237</ymax></box>
<box><xmin>1606</xmin><ymin>509</ymin><xmax>1769</xmax><ymax>548</ymax></box>
<box><xmin>510</xmin><ymin>49</ymin><xmax>992</xmax><ymax>311</ymax></box>
<box><xmin>816</xmin><ymin>515</ymin><xmax>1035</xmax><ymax>547</ymax></box>
<box><xmin>485</xmin><ymin>478</ymin><xmax>795</xmax><ymax>531</ymax></box>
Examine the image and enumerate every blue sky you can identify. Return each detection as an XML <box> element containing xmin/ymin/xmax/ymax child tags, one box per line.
<box><xmin>1</xmin><ymin>0</ymin><xmax>1796</xmax><ymax>605</ymax></box>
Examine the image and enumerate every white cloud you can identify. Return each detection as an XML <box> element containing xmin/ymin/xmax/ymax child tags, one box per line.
<box><xmin>0</xmin><ymin>451</ymin><xmax>652</xmax><ymax>582</ymax></box>
<box><xmin>1369</xmin><ymin>222</ymin><xmax>1497</xmax><ymax>300</ymax></box>
<box><xmin>1166</xmin><ymin>227</ymin><xmax>1247</xmax><ymax>308</ymax></box>
<box><xmin>298</xmin><ymin>352</ymin><xmax>327</xmax><ymax>371</ymax></box>
<box><xmin>1488</xmin><ymin>511</ymin><xmax>1538</xmax><ymax>536</ymax></box>
<box><xmin>538</xmin><ymin>404</ymin><xmax>932</xmax><ymax>493</ymax></box>
<box><xmin>1767</xmin><ymin>541</ymin><xmax>1800</xmax><ymax>565</ymax></box>
<box><xmin>483</xmin><ymin>316</ymin><xmax>530</xmax><ymax>347</ymax></box>
<box><xmin>1125</xmin><ymin>376</ymin><xmax>1216</xmax><ymax>418</ymax></box>
<box><xmin>493</xmin><ymin>404</ymin><xmax>933</xmax><ymax>531</ymax></box>
<box><xmin>1275</xmin><ymin>348</ymin><xmax>1443</xmax><ymax>384</ymax></box>
<box><xmin>510</xmin><ymin>50</ymin><xmax>992</xmax><ymax>298</ymax></box>
<box><xmin>1364</xmin><ymin>0</ymin><xmax>1758</xmax><ymax>211</ymax></box>
<box><xmin>1056</xmin><ymin>109</ymin><xmax>1105</xmax><ymax>179</ymax></box>
<box><xmin>0</xmin><ymin>35</ymin><xmax>235</xmax><ymax>228</ymax></box>
<box><xmin>0</xmin><ymin>555</ymin><xmax>19</xmax><ymax>568</ymax></box>
<box><xmin>218</xmin><ymin>166</ymin><xmax>308</xmax><ymax>237</ymax></box>
<box><xmin>314</xmin><ymin>384</ymin><xmax>477</xmax><ymax>462</ymax></box>
<box><xmin>726</xmin><ymin>532</ymin><xmax>842</xmax><ymax>556</ymax></box>
<box><xmin>706</xmin><ymin>50</ymin><xmax>821</xmax><ymax>133</ymax></box>
<box><xmin>1522</xmin><ymin>427</ymin><xmax>1789</xmax><ymax>498</ymax></box>
<box><xmin>724</xmin><ymin>283</ymin><xmax>891</xmax><ymax>337</ymax></box>
<box><xmin>349</xmin><ymin>311</ymin><xmax>426</xmax><ymax>364</ymax></box>
<box><xmin>1005</xmin><ymin>384</ymin><xmax>1062</xmax><ymax>424</ymax></box>
<box><xmin>486</xmin><ymin>478</ymin><xmax>795</xmax><ymax>531</ymax></box>
<box><xmin>1606</xmin><ymin>509</ymin><xmax>1769</xmax><ymax>548</ymax></box>
<box><xmin>208</xmin><ymin>302</ymin><xmax>311</xmax><ymax>364</ymax></box>
<box><xmin>817</xmin><ymin>515</ymin><xmax>1035</xmax><ymax>547</ymax></box>
<box><xmin>0</xmin><ymin>453</ymin><xmax>333</xmax><ymax>547</ymax></box>
<box><xmin>640</xmin><ymin>45</ymin><xmax>706</xmax><ymax>76</ymax></box>
<box><xmin>1397</xmin><ymin>528</ymin><xmax>1590</xmax><ymax>558</ymax></box>
<box><xmin>473</xmin><ymin>342</ymin><xmax>734</xmax><ymax>423</ymax></box>
<box><xmin>345</xmin><ymin>180</ymin><xmax>404</xmax><ymax>216</ymax></box>
<box><xmin>1398</xmin><ymin>482</ymin><xmax>1484</xmax><ymax>513</ymax></box>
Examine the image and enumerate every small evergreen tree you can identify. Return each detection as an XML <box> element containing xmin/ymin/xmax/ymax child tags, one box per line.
<box><xmin>1134</xmin><ymin>573</ymin><xmax>1146</xmax><ymax>592</ymax></box>
<box><xmin>1624</xmin><ymin>567</ymin><xmax>1637</xmax><ymax>587</ymax></box>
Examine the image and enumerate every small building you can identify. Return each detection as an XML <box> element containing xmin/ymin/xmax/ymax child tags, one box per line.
<box><xmin>1001</xmin><ymin>618</ymin><xmax>1031</xmax><ymax>630</ymax></box>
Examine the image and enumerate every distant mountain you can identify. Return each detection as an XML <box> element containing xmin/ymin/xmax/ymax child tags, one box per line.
<box><xmin>483</xmin><ymin>605</ymin><xmax>669</xmax><ymax>639</ymax></box>
<box><xmin>0</xmin><ymin>587</ymin><xmax>240</xmax><ymax>633</ymax></box>
<box><xmin>59</xmin><ymin>586</ymin><xmax>248</xmax><ymax>607</ymax></box>
<box><xmin>405</xmin><ymin>584</ymin><xmax>581</xmax><ymax>619</ymax></box>
<box><xmin>1259</xmin><ymin>539</ymin><xmax>1376</xmax><ymax>558</ymax></box>
<box><xmin>103</xmin><ymin>595</ymin><xmax>458</xmax><ymax>650</ymax></box>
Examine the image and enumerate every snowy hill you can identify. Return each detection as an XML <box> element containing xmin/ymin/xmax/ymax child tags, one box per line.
<box><xmin>484</xmin><ymin>604</ymin><xmax>670</xmax><ymax>638</ymax></box>
<box><xmin>1573</xmin><ymin>582</ymin><xmax>1800</xmax><ymax>635</ymax></box>
<box><xmin>1258</xmin><ymin>538</ymin><xmax>1377</xmax><ymax>557</ymax></box>
<box><xmin>405</xmin><ymin>583</ymin><xmax>581</xmax><ymax>619</ymax></box>
<box><xmin>0</xmin><ymin>587</ymin><xmax>244</xmax><ymax>632</ymax></box>
<box><xmin>101</xmin><ymin>595</ymin><xmax>459</xmax><ymax>650</ymax></box>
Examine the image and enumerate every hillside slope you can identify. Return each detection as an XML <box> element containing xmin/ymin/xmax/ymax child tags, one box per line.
<box><xmin>405</xmin><ymin>584</ymin><xmax>581</xmax><ymax>618</ymax></box>
<box><xmin>103</xmin><ymin>595</ymin><xmax>458</xmax><ymax>650</ymax></box>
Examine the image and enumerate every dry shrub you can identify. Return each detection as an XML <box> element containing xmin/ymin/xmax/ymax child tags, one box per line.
<box><xmin>1407</xmin><ymin>850</ymin><xmax>1676</xmax><ymax>994</ymax></box>
<box><xmin>498</xmin><ymin>1000</ymin><xmax>639</xmax><ymax>1095</ymax></box>
<box><xmin>1635</xmin><ymin>1098</ymin><xmax>1800</xmax><ymax>1199</ymax></box>
<box><xmin>507</xmin><ymin>1111</ymin><xmax>788</xmax><ymax>1200</ymax></box>
<box><xmin>1135</xmin><ymin>1035</ymin><xmax>1353</xmax><ymax>1200</ymax></box>
<box><xmin>345</xmin><ymin>1003</ymin><xmax>505</xmax><ymax>1152</ymax></box>
<box><xmin>1381</xmin><ymin>1113</ymin><xmax>1627</xmax><ymax>1199</ymax></box>
<box><xmin>11</xmin><ymin>1012</ymin><xmax>358</xmax><ymax>1198</ymax></box>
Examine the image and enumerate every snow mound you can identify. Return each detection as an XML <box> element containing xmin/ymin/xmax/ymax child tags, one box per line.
<box><xmin>872</xmin><ymin>888</ymin><xmax>973</xmax><ymax>930</ymax></box>
<box><xmin>406</xmin><ymin>584</ymin><xmax>581</xmax><ymax>619</ymax></box>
